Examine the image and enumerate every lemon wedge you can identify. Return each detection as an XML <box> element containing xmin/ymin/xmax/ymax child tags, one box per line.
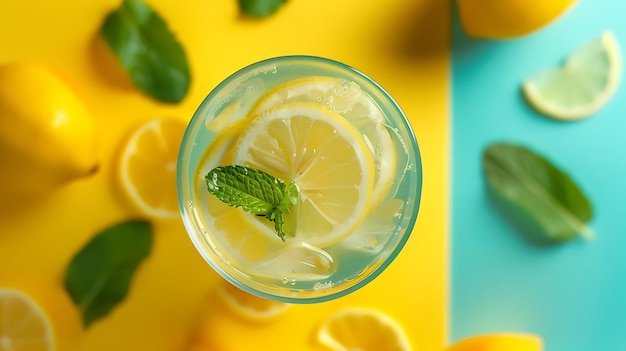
<box><xmin>233</xmin><ymin>102</ymin><xmax>375</xmax><ymax>247</ymax></box>
<box><xmin>317</xmin><ymin>308</ymin><xmax>412</xmax><ymax>351</ymax></box>
<box><xmin>523</xmin><ymin>31</ymin><xmax>622</xmax><ymax>120</ymax></box>
<box><xmin>215</xmin><ymin>280</ymin><xmax>290</xmax><ymax>322</ymax></box>
<box><xmin>118</xmin><ymin>117</ymin><xmax>186</xmax><ymax>219</ymax></box>
<box><xmin>249</xmin><ymin>76</ymin><xmax>396</xmax><ymax>206</ymax></box>
<box><xmin>447</xmin><ymin>334</ymin><xmax>543</xmax><ymax>351</ymax></box>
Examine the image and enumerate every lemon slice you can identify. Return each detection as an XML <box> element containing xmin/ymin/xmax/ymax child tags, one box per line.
<box><xmin>317</xmin><ymin>308</ymin><xmax>412</xmax><ymax>351</ymax></box>
<box><xmin>523</xmin><ymin>31</ymin><xmax>622</xmax><ymax>120</ymax></box>
<box><xmin>447</xmin><ymin>334</ymin><xmax>543</xmax><ymax>351</ymax></box>
<box><xmin>0</xmin><ymin>288</ymin><xmax>53</xmax><ymax>351</ymax></box>
<box><xmin>249</xmin><ymin>76</ymin><xmax>396</xmax><ymax>206</ymax></box>
<box><xmin>234</xmin><ymin>102</ymin><xmax>375</xmax><ymax>247</ymax></box>
<box><xmin>195</xmin><ymin>119</ymin><xmax>280</xmax><ymax>264</ymax></box>
<box><xmin>0</xmin><ymin>276</ymin><xmax>83</xmax><ymax>351</ymax></box>
<box><xmin>215</xmin><ymin>281</ymin><xmax>290</xmax><ymax>322</ymax></box>
<box><xmin>118</xmin><ymin>118</ymin><xmax>185</xmax><ymax>219</ymax></box>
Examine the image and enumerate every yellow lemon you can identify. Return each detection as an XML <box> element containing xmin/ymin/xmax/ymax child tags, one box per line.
<box><xmin>215</xmin><ymin>280</ymin><xmax>290</xmax><ymax>322</ymax></box>
<box><xmin>457</xmin><ymin>0</ymin><xmax>576</xmax><ymax>39</ymax></box>
<box><xmin>317</xmin><ymin>307</ymin><xmax>412</xmax><ymax>351</ymax></box>
<box><xmin>447</xmin><ymin>334</ymin><xmax>543</xmax><ymax>351</ymax></box>
<box><xmin>118</xmin><ymin>117</ymin><xmax>186</xmax><ymax>220</ymax></box>
<box><xmin>233</xmin><ymin>102</ymin><xmax>375</xmax><ymax>247</ymax></box>
<box><xmin>0</xmin><ymin>275</ymin><xmax>83</xmax><ymax>351</ymax></box>
<box><xmin>0</xmin><ymin>63</ymin><xmax>98</xmax><ymax>198</ymax></box>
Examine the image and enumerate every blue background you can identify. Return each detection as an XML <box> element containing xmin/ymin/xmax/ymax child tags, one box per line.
<box><xmin>451</xmin><ymin>0</ymin><xmax>626</xmax><ymax>350</ymax></box>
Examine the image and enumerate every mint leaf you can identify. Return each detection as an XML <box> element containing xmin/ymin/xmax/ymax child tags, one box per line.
<box><xmin>64</xmin><ymin>220</ymin><xmax>152</xmax><ymax>327</ymax></box>
<box><xmin>205</xmin><ymin>165</ymin><xmax>298</xmax><ymax>241</ymax></box>
<box><xmin>483</xmin><ymin>143</ymin><xmax>594</xmax><ymax>244</ymax></box>
<box><xmin>238</xmin><ymin>0</ymin><xmax>287</xmax><ymax>18</ymax></box>
<box><xmin>100</xmin><ymin>0</ymin><xmax>190</xmax><ymax>103</ymax></box>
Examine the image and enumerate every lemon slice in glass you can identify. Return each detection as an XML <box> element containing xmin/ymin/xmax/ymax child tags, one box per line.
<box><xmin>317</xmin><ymin>308</ymin><xmax>412</xmax><ymax>351</ymax></box>
<box><xmin>234</xmin><ymin>102</ymin><xmax>375</xmax><ymax>247</ymax></box>
<box><xmin>118</xmin><ymin>118</ymin><xmax>185</xmax><ymax>219</ymax></box>
<box><xmin>195</xmin><ymin>119</ymin><xmax>279</xmax><ymax>264</ymax></box>
<box><xmin>249</xmin><ymin>76</ymin><xmax>396</xmax><ymax>206</ymax></box>
<box><xmin>523</xmin><ymin>31</ymin><xmax>622</xmax><ymax>120</ymax></box>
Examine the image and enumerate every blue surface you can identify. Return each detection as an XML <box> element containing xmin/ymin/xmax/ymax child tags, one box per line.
<box><xmin>451</xmin><ymin>0</ymin><xmax>626</xmax><ymax>350</ymax></box>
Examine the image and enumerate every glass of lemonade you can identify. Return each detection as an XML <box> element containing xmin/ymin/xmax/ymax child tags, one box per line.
<box><xmin>177</xmin><ymin>56</ymin><xmax>422</xmax><ymax>303</ymax></box>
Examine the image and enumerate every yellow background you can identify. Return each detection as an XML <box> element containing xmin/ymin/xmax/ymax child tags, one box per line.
<box><xmin>0</xmin><ymin>0</ymin><xmax>450</xmax><ymax>350</ymax></box>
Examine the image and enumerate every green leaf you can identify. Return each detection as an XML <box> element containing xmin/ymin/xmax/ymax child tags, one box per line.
<box><xmin>238</xmin><ymin>0</ymin><xmax>287</xmax><ymax>18</ymax></box>
<box><xmin>100</xmin><ymin>0</ymin><xmax>190</xmax><ymax>103</ymax></box>
<box><xmin>483</xmin><ymin>142</ymin><xmax>594</xmax><ymax>244</ymax></box>
<box><xmin>64</xmin><ymin>220</ymin><xmax>153</xmax><ymax>327</ymax></box>
<box><xmin>205</xmin><ymin>165</ymin><xmax>297</xmax><ymax>241</ymax></box>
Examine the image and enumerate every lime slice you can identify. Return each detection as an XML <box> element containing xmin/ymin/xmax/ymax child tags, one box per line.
<box><xmin>234</xmin><ymin>102</ymin><xmax>375</xmax><ymax>247</ymax></box>
<box><xmin>523</xmin><ymin>31</ymin><xmax>622</xmax><ymax>120</ymax></box>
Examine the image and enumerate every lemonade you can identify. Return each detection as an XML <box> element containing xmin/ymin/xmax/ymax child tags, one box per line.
<box><xmin>177</xmin><ymin>56</ymin><xmax>421</xmax><ymax>302</ymax></box>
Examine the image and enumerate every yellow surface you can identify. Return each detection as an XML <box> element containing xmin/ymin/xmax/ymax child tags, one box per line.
<box><xmin>0</xmin><ymin>1</ymin><xmax>449</xmax><ymax>350</ymax></box>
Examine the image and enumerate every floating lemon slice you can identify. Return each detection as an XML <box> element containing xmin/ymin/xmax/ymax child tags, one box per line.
<box><xmin>195</xmin><ymin>119</ymin><xmax>279</xmax><ymax>264</ymax></box>
<box><xmin>118</xmin><ymin>118</ymin><xmax>185</xmax><ymax>219</ymax></box>
<box><xmin>523</xmin><ymin>31</ymin><xmax>622</xmax><ymax>120</ymax></box>
<box><xmin>234</xmin><ymin>102</ymin><xmax>375</xmax><ymax>247</ymax></box>
<box><xmin>447</xmin><ymin>333</ymin><xmax>543</xmax><ymax>351</ymax></box>
<box><xmin>249</xmin><ymin>76</ymin><xmax>396</xmax><ymax>206</ymax></box>
<box><xmin>317</xmin><ymin>308</ymin><xmax>412</xmax><ymax>351</ymax></box>
<box><xmin>215</xmin><ymin>280</ymin><xmax>290</xmax><ymax>322</ymax></box>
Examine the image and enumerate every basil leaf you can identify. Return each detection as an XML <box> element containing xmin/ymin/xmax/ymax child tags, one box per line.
<box><xmin>100</xmin><ymin>0</ymin><xmax>190</xmax><ymax>103</ymax></box>
<box><xmin>483</xmin><ymin>142</ymin><xmax>594</xmax><ymax>244</ymax></box>
<box><xmin>238</xmin><ymin>0</ymin><xmax>287</xmax><ymax>18</ymax></box>
<box><xmin>64</xmin><ymin>220</ymin><xmax>153</xmax><ymax>327</ymax></box>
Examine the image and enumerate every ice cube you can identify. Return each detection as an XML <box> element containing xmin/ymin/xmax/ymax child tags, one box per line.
<box><xmin>250</xmin><ymin>242</ymin><xmax>336</xmax><ymax>281</ymax></box>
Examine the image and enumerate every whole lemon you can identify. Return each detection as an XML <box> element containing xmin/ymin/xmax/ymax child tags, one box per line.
<box><xmin>0</xmin><ymin>63</ymin><xmax>98</xmax><ymax>198</ymax></box>
<box><xmin>447</xmin><ymin>334</ymin><xmax>543</xmax><ymax>351</ymax></box>
<box><xmin>457</xmin><ymin>0</ymin><xmax>576</xmax><ymax>39</ymax></box>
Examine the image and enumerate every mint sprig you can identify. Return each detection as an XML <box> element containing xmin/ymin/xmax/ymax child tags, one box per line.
<box><xmin>205</xmin><ymin>165</ymin><xmax>298</xmax><ymax>241</ymax></box>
